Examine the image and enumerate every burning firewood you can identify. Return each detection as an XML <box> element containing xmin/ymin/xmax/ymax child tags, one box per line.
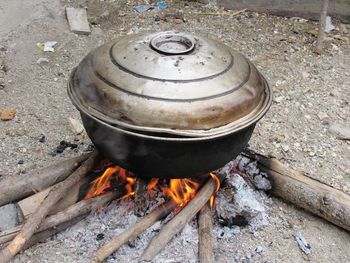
<box><xmin>198</xmin><ymin>202</ymin><xmax>214</xmax><ymax>263</ymax></box>
<box><xmin>140</xmin><ymin>172</ymin><xmax>225</xmax><ymax>261</ymax></box>
<box><xmin>0</xmin><ymin>151</ymin><xmax>101</xmax><ymax>263</ymax></box>
<box><xmin>133</xmin><ymin>178</ymin><xmax>150</xmax><ymax>217</ymax></box>
<box><xmin>91</xmin><ymin>200</ymin><xmax>177</xmax><ymax>263</ymax></box>
<box><xmin>0</xmin><ymin>154</ymin><xmax>90</xmax><ymax>206</ymax></box>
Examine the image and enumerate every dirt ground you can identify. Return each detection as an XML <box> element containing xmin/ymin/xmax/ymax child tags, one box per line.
<box><xmin>0</xmin><ymin>0</ymin><xmax>349</xmax><ymax>262</ymax></box>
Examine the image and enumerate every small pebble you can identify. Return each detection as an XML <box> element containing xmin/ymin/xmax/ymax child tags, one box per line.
<box><xmin>96</xmin><ymin>233</ymin><xmax>105</xmax><ymax>241</ymax></box>
<box><xmin>39</xmin><ymin>135</ymin><xmax>46</xmax><ymax>143</ymax></box>
<box><xmin>255</xmin><ymin>246</ymin><xmax>264</xmax><ymax>254</ymax></box>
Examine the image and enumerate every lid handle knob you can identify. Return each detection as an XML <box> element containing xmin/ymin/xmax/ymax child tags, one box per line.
<box><xmin>150</xmin><ymin>32</ymin><xmax>195</xmax><ymax>55</ymax></box>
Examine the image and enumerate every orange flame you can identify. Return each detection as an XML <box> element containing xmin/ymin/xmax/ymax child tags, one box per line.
<box><xmin>161</xmin><ymin>179</ymin><xmax>200</xmax><ymax>207</ymax></box>
<box><xmin>147</xmin><ymin>178</ymin><xmax>159</xmax><ymax>191</ymax></box>
<box><xmin>84</xmin><ymin>165</ymin><xmax>136</xmax><ymax>200</ymax></box>
<box><xmin>209</xmin><ymin>172</ymin><xmax>221</xmax><ymax>208</ymax></box>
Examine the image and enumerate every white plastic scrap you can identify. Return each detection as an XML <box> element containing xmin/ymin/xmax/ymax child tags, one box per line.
<box><xmin>325</xmin><ymin>16</ymin><xmax>335</xmax><ymax>33</ymax></box>
<box><xmin>295</xmin><ymin>232</ymin><xmax>311</xmax><ymax>255</ymax></box>
<box><xmin>36</xmin><ymin>41</ymin><xmax>58</xmax><ymax>52</ymax></box>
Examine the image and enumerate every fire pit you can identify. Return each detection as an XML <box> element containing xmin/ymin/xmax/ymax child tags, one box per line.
<box><xmin>67</xmin><ymin>31</ymin><xmax>272</xmax><ymax>178</ymax></box>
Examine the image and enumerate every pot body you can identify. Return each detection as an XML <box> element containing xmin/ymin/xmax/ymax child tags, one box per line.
<box><xmin>81</xmin><ymin>111</ymin><xmax>255</xmax><ymax>179</ymax></box>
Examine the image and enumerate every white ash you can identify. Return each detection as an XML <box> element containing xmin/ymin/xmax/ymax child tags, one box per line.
<box><xmin>232</xmin><ymin>154</ymin><xmax>272</xmax><ymax>191</ymax></box>
<box><xmin>215</xmin><ymin>173</ymin><xmax>269</xmax><ymax>231</ymax></box>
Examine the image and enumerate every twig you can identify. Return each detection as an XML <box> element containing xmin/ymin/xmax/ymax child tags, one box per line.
<box><xmin>195</xmin><ymin>8</ymin><xmax>246</xmax><ymax>16</ymax></box>
<box><xmin>140</xmin><ymin>174</ymin><xmax>225</xmax><ymax>261</ymax></box>
<box><xmin>91</xmin><ymin>200</ymin><xmax>177</xmax><ymax>263</ymax></box>
<box><xmin>0</xmin><ymin>151</ymin><xmax>100</xmax><ymax>263</ymax></box>
<box><xmin>198</xmin><ymin>203</ymin><xmax>214</xmax><ymax>263</ymax></box>
<box><xmin>0</xmin><ymin>154</ymin><xmax>90</xmax><ymax>206</ymax></box>
<box><xmin>0</xmin><ymin>192</ymin><xmax>119</xmax><ymax>245</ymax></box>
<box><xmin>315</xmin><ymin>0</ymin><xmax>329</xmax><ymax>53</ymax></box>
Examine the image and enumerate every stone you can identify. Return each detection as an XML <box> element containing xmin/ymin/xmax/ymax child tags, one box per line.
<box><xmin>329</xmin><ymin>122</ymin><xmax>350</xmax><ymax>140</ymax></box>
<box><xmin>0</xmin><ymin>204</ymin><xmax>19</xmax><ymax>231</ymax></box>
<box><xmin>255</xmin><ymin>246</ymin><xmax>264</xmax><ymax>254</ymax></box>
<box><xmin>0</xmin><ymin>108</ymin><xmax>16</xmax><ymax>121</ymax></box>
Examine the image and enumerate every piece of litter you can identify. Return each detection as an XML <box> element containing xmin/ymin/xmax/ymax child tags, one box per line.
<box><xmin>325</xmin><ymin>16</ymin><xmax>335</xmax><ymax>33</ymax></box>
<box><xmin>36</xmin><ymin>57</ymin><xmax>49</xmax><ymax>65</ymax></box>
<box><xmin>133</xmin><ymin>5</ymin><xmax>153</xmax><ymax>13</ymax></box>
<box><xmin>295</xmin><ymin>232</ymin><xmax>311</xmax><ymax>255</ymax></box>
<box><xmin>0</xmin><ymin>108</ymin><xmax>16</xmax><ymax>121</ymax></box>
<box><xmin>66</xmin><ymin>7</ymin><xmax>91</xmax><ymax>35</ymax></box>
<box><xmin>36</xmin><ymin>41</ymin><xmax>58</xmax><ymax>52</ymax></box>
<box><xmin>156</xmin><ymin>1</ymin><xmax>168</xmax><ymax>9</ymax></box>
<box><xmin>68</xmin><ymin>117</ymin><xmax>85</xmax><ymax>135</ymax></box>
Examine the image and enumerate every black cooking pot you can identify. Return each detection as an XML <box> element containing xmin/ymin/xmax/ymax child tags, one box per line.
<box><xmin>68</xmin><ymin>31</ymin><xmax>272</xmax><ymax>178</ymax></box>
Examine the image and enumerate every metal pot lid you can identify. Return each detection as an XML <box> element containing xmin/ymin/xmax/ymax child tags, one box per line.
<box><xmin>68</xmin><ymin>31</ymin><xmax>272</xmax><ymax>136</ymax></box>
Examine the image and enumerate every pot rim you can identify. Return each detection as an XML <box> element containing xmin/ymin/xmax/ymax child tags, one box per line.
<box><xmin>76</xmin><ymin>97</ymin><xmax>270</xmax><ymax>142</ymax></box>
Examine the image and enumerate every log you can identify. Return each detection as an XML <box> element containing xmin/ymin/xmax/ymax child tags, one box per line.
<box><xmin>91</xmin><ymin>200</ymin><xmax>177</xmax><ymax>263</ymax></box>
<box><xmin>0</xmin><ymin>154</ymin><xmax>90</xmax><ymax>206</ymax></box>
<box><xmin>140</xmin><ymin>173</ymin><xmax>225</xmax><ymax>261</ymax></box>
<box><xmin>243</xmin><ymin>150</ymin><xmax>350</xmax><ymax>232</ymax></box>
<box><xmin>17</xmin><ymin>176</ymin><xmax>89</xmax><ymax>220</ymax></box>
<box><xmin>0</xmin><ymin>151</ymin><xmax>100</xmax><ymax>263</ymax></box>
<box><xmin>0</xmin><ymin>192</ymin><xmax>119</xmax><ymax>245</ymax></box>
<box><xmin>198</xmin><ymin>203</ymin><xmax>214</xmax><ymax>263</ymax></box>
<box><xmin>315</xmin><ymin>0</ymin><xmax>329</xmax><ymax>53</ymax></box>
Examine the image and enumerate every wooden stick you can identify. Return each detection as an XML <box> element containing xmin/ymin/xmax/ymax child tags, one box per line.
<box><xmin>91</xmin><ymin>200</ymin><xmax>177</xmax><ymax>263</ymax></box>
<box><xmin>0</xmin><ymin>151</ymin><xmax>100</xmax><ymax>263</ymax></box>
<box><xmin>315</xmin><ymin>0</ymin><xmax>329</xmax><ymax>53</ymax></box>
<box><xmin>0</xmin><ymin>154</ymin><xmax>90</xmax><ymax>206</ymax></box>
<box><xmin>140</xmin><ymin>174</ymin><xmax>224</xmax><ymax>261</ymax></box>
<box><xmin>198</xmin><ymin>203</ymin><xmax>214</xmax><ymax>263</ymax></box>
<box><xmin>17</xmin><ymin>176</ymin><xmax>89</xmax><ymax>220</ymax></box>
<box><xmin>195</xmin><ymin>8</ymin><xmax>247</xmax><ymax>16</ymax></box>
<box><xmin>243</xmin><ymin>150</ymin><xmax>350</xmax><ymax>232</ymax></box>
<box><xmin>0</xmin><ymin>192</ymin><xmax>119</xmax><ymax>245</ymax></box>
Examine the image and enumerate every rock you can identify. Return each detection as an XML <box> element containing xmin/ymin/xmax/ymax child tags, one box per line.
<box><xmin>295</xmin><ymin>232</ymin><xmax>311</xmax><ymax>255</ymax></box>
<box><xmin>317</xmin><ymin>112</ymin><xmax>329</xmax><ymax>121</ymax></box>
<box><xmin>329</xmin><ymin>122</ymin><xmax>350</xmax><ymax>140</ymax></box>
<box><xmin>273</xmin><ymin>96</ymin><xmax>284</xmax><ymax>103</ymax></box>
<box><xmin>66</xmin><ymin>7</ymin><xmax>91</xmax><ymax>35</ymax></box>
<box><xmin>255</xmin><ymin>246</ymin><xmax>263</xmax><ymax>254</ymax></box>
<box><xmin>39</xmin><ymin>135</ymin><xmax>46</xmax><ymax>143</ymax></box>
<box><xmin>0</xmin><ymin>108</ymin><xmax>16</xmax><ymax>121</ymax></box>
<box><xmin>281</xmin><ymin>144</ymin><xmax>289</xmax><ymax>152</ymax></box>
<box><xmin>0</xmin><ymin>204</ymin><xmax>19</xmax><ymax>231</ymax></box>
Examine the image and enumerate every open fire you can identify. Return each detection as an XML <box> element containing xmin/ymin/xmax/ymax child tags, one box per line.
<box><xmin>84</xmin><ymin>161</ymin><xmax>221</xmax><ymax>210</ymax></box>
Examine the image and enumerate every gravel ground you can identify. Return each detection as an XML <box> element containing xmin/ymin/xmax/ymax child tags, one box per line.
<box><xmin>0</xmin><ymin>0</ymin><xmax>349</xmax><ymax>262</ymax></box>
